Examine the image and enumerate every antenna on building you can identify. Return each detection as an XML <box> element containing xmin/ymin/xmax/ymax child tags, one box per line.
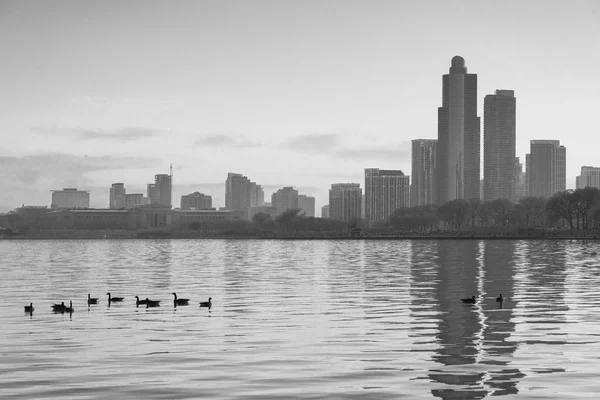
<box><xmin>170</xmin><ymin>163</ymin><xmax>173</xmax><ymax>177</ymax></box>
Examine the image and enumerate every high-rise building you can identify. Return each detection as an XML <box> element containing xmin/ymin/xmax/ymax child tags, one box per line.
<box><xmin>483</xmin><ymin>90</ymin><xmax>517</xmax><ymax>202</ymax></box>
<box><xmin>147</xmin><ymin>173</ymin><xmax>172</xmax><ymax>208</ymax></box>
<box><xmin>411</xmin><ymin>139</ymin><xmax>437</xmax><ymax>207</ymax></box>
<box><xmin>271</xmin><ymin>187</ymin><xmax>299</xmax><ymax>216</ymax></box>
<box><xmin>436</xmin><ymin>56</ymin><xmax>481</xmax><ymax>204</ymax></box>
<box><xmin>329</xmin><ymin>183</ymin><xmax>362</xmax><ymax>222</ymax></box>
<box><xmin>109</xmin><ymin>183</ymin><xmax>126</xmax><ymax>209</ymax></box>
<box><xmin>528</xmin><ymin>140</ymin><xmax>566</xmax><ymax>197</ymax></box>
<box><xmin>51</xmin><ymin>188</ymin><xmax>90</xmax><ymax>209</ymax></box>
<box><xmin>321</xmin><ymin>205</ymin><xmax>329</xmax><ymax>219</ymax></box>
<box><xmin>515</xmin><ymin>158</ymin><xmax>527</xmax><ymax>201</ymax></box>
<box><xmin>298</xmin><ymin>194</ymin><xmax>315</xmax><ymax>217</ymax></box>
<box><xmin>365</xmin><ymin>168</ymin><xmax>410</xmax><ymax>222</ymax></box>
<box><xmin>576</xmin><ymin>166</ymin><xmax>600</xmax><ymax>189</ymax></box>
<box><xmin>225</xmin><ymin>173</ymin><xmax>263</xmax><ymax>219</ymax></box>
<box><xmin>180</xmin><ymin>192</ymin><xmax>212</xmax><ymax>210</ymax></box>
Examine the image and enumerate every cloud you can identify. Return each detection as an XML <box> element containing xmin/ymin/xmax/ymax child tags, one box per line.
<box><xmin>194</xmin><ymin>134</ymin><xmax>260</xmax><ymax>148</ymax></box>
<box><xmin>282</xmin><ymin>134</ymin><xmax>411</xmax><ymax>161</ymax></box>
<box><xmin>283</xmin><ymin>133</ymin><xmax>340</xmax><ymax>153</ymax></box>
<box><xmin>31</xmin><ymin>126</ymin><xmax>160</xmax><ymax>141</ymax></box>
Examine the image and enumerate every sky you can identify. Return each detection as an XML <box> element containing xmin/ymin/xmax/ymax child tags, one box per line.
<box><xmin>1</xmin><ymin>0</ymin><xmax>599</xmax><ymax>215</ymax></box>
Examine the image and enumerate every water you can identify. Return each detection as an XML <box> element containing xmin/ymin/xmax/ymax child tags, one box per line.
<box><xmin>1</xmin><ymin>239</ymin><xmax>599</xmax><ymax>399</ymax></box>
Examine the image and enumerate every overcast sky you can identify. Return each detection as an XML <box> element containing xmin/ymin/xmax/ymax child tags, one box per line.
<box><xmin>1</xmin><ymin>0</ymin><xmax>599</xmax><ymax>214</ymax></box>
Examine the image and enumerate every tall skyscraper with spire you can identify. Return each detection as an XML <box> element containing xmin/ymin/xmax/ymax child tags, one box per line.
<box><xmin>436</xmin><ymin>56</ymin><xmax>481</xmax><ymax>204</ymax></box>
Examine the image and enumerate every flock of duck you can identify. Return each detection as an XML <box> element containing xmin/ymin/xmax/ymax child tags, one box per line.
<box><xmin>461</xmin><ymin>293</ymin><xmax>504</xmax><ymax>305</ymax></box>
<box><xmin>23</xmin><ymin>292</ymin><xmax>212</xmax><ymax>315</ymax></box>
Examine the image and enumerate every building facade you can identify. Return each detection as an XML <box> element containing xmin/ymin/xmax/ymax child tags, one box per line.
<box><xmin>329</xmin><ymin>183</ymin><xmax>362</xmax><ymax>222</ymax></box>
<box><xmin>147</xmin><ymin>173</ymin><xmax>172</xmax><ymax>208</ymax></box>
<box><xmin>576</xmin><ymin>166</ymin><xmax>600</xmax><ymax>189</ymax></box>
<box><xmin>109</xmin><ymin>183</ymin><xmax>126</xmax><ymax>209</ymax></box>
<box><xmin>411</xmin><ymin>139</ymin><xmax>437</xmax><ymax>207</ymax></box>
<box><xmin>297</xmin><ymin>195</ymin><xmax>315</xmax><ymax>217</ymax></box>
<box><xmin>271</xmin><ymin>187</ymin><xmax>299</xmax><ymax>216</ymax></box>
<box><xmin>483</xmin><ymin>90</ymin><xmax>517</xmax><ymax>202</ymax></box>
<box><xmin>180</xmin><ymin>192</ymin><xmax>212</xmax><ymax>210</ymax></box>
<box><xmin>51</xmin><ymin>188</ymin><xmax>90</xmax><ymax>209</ymax></box>
<box><xmin>225</xmin><ymin>173</ymin><xmax>263</xmax><ymax>219</ymax></box>
<box><xmin>365</xmin><ymin>168</ymin><xmax>410</xmax><ymax>222</ymax></box>
<box><xmin>528</xmin><ymin>140</ymin><xmax>566</xmax><ymax>197</ymax></box>
<box><xmin>321</xmin><ymin>205</ymin><xmax>329</xmax><ymax>219</ymax></box>
<box><xmin>437</xmin><ymin>56</ymin><xmax>481</xmax><ymax>204</ymax></box>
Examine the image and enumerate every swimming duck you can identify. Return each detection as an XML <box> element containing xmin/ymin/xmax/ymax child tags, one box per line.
<box><xmin>106</xmin><ymin>293</ymin><xmax>124</xmax><ymax>303</ymax></box>
<box><xmin>52</xmin><ymin>302</ymin><xmax>66</xmax><ymax>311</ymax></box>
<box><xmin>199</xmin><ymin>297</ymin><xmax>212</xmax><ymax>308</ymax></box>
<box><xmin>24</xmin><ymin>303</ymin><xmax>34</xmax><ymax>312</ymax></box>
<box><xmin>88</xmin><ymin>294</ymin><xmax>99</xmax><ymax>305</ymax></box>
<box><xmin>135</xmin><ymin>296</ymin><xmax>148</xmax><ymax>306</ymax></box>
<box><xmin>461</xmin><ymin>296</ymin><xmax>477</xmax><ymax>304</ymax></box>
<box><xmin>145</xmin><ymin>298</ymin><xmax>161</xmax><ymax>307</ymax></box>
<box><xmin>172</xmin><ymin>293</ymin><xmax>189</xmax><ymax>306</ymax></box>
<box><xmin>496</xmin><ymin>293</ymin><xmax>504</xmax><ymax>302</ymax></box>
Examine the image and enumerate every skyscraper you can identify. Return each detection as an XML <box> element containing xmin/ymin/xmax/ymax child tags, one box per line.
<box><xmin>329</xmin><ymin>183</ymin><xmax>362</xmax><ymax>222</ymax></box>
<box><xmin>411</xmin><ymin>139</ymin><xmax>437</xmax><ymax>207</ymax></box>
<box><xmin>298</xmin><ymin>194</ymin><xmax>315</xmax><ymax>217</ymax></box>
<box><xmin>365</xmin><ymin>168</ymin><xmax>410</xmax><ymax>222</ymax></box>
<box><xmin>436</xmin><ymin>56</ymin><xmax>481</xmax><ymax>204</ymax></box>
<box><xmin>483</xmin><ymin>90</ymin><xmax>517</xmax><ymax>202</ymax></box>
<box><xmin>528</xmin><ymin>140</ymin><xmax>566</xmax><ymax>197</ymax></box>
<box><xmin>576</xmin><ymin>166</ymin><xmax>600</xmax><ymax>189</ymax></box>
<box><xmin>271</xmin><ymin>186</ymin><xmax>298</xmax><ymax>216</ymax></box>
<box><xmin>147</xmin><ymin>173</ymin><xmax>172</xmax><ymax>208</ymax></box>
<box><xmin>225</xmin><ymin>173</ymin><xmax>263</xmax><ymax>219</ymax></box>
<box><xmin>109</xmin><ymin>183</ymin><xmax>126</xmax><ymax>209</ymax></box>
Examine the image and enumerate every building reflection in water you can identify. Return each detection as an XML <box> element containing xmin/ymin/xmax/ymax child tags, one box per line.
<box><xmin>410</xmin><ymin>240</ymin><xmax>523</xmax><ymax>398</ymax></box>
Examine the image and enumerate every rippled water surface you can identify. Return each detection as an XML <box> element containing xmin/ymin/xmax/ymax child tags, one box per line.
<box><xmin>1</xmin><ymin>239</ymin><xmax>600</xmax><ymax>399</ymax></box>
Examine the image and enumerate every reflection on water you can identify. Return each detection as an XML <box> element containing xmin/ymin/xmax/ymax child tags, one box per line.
<box><xmin>1</xmin><ymin>239</ymin><xmax>600</xmax><ymax>399</ymax></box>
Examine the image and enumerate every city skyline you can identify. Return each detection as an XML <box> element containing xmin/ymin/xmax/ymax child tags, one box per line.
<box><xmin>1</xmin><ymin>1</ymin><xmax>599</xmax><ymax>213</ymax></box>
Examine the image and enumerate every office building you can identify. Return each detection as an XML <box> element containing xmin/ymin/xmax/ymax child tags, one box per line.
<box><xmin>528</xmin><ymin>140</ymin><xmax>566</xmax><ymax>197</ymax></box>
<box><xmin>321</xmin><ymin>205</ymin><xmax>330</xmax><ymax>219</ymax></box>
<box><xmin>51</xmin><ymin>188</ymin><xmax>90</xmax><ymax>209</ymax></box>
<box><xmin>576</xmin><ymin>166</ymin><xmax>600</xmax><ymax>189</ymax></box>
<box><xmin>147</xmin><ymin>173</ymin><xmax>172</xmax><ymax>208</ymax></box>
<box><xmin>483</xmin><ymin>90</ymin><xmax>517</xmax><ymax>202</ymax></box>
<box><xmin>298</xmin><ymin>194</ymin><xmax>315</xmax><ymax>217</ymax></box>
<box><xmin>329</xmin><ymin>183</ymin><xmax>362</xmax><ymax>222</ymax></box>
<box><xmin>180</xmin><ymin>192</ymin><xmax>212</xmax><ymax>210</ymax></box>
<box><xmin>365</xmin><ymin>168</ymin><xmax>410</xmax><ymax>222</ymax></box>
<box><xmin>109</xmin><ymin>183</ymin><xmax>126</xmax><ymax>209</ymax></box>
<box><xmin>225</xmin><ymin>173</ymin><xmax>263</xmax><ymax>219</ymax></box>
<box><xmin>437</xmin><ymin>56</ymin><xmax>481</xmax><ymax>203</ymax></box>
<box><xmin>411</xmin><ymin>139</ymin><xmax>437</xmax><ymax>207</ymax></box>
<box><xmin>271</xmin><ymin>187</ymin><xmax>298</xmax><ymax>216</ymax></box>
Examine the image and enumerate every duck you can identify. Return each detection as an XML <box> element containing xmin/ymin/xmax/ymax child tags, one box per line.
<box><xmin>52</xmin><ymin>302</ymin><xmax>66</xmax><ymax>311</ymax></box>
<box><xmin>135</xmin><ymin>296</ymin><xmax>148</xmax><ymax>306</ymax></box>
<box><xmin>24</xmin><ymin>303</ymin><xmax>34</xmax><ymax>312</ymax></box>
<box><xmin>145</xmin><ymin>298</ymin><xmax>161</xmax><ymax>307</ymax></box>
<box><xmin>496</xmin><ymin>293</ymin><xmax>504</xmax><ymax>303</ymax></box>
<box><xmin>199</xmin><ymin>297</ymin><xmax>212</xmax><ymax>308</ymax></box>
<box><xmin>87</xmin><ymin>293</ymin><xmax>99</xmax><ymax>305</ymax></box>
<box><xmin>172</xmin><ymin>293</ymin><xmax>189</xmax><ymax>306</ymax></box>
<box><xmin>106</xmin><ymin>293</ymin><xmax>124</xmax><ymax>303</ymax></box>
<box><xmin>461</xmin><ymin>296</ymin><xmax>477</xmax><ymax>304</ymax></box>
<box><xmin>64</xmin><ymin>301</ymin><xmax>74</xmax><ymax>313</ymax></box>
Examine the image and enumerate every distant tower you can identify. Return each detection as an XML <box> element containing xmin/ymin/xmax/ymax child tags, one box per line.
<box><xmin>576</xmin><ymin>166</ymin><xmax>600</xmax><ymax>189</ymax></box>
<box><xmin>364</xmin><ymin>168</ymin><xmax>410</xmax><ymax>222</ymax></box>
<box><xmin>411</xmin><ymin>139</ymin><xmax>437</xmax><ymax>207</ymax></box>
<box><xmin>271</xmin><ymin>187</ymin><xmax>299</xmax><ymax>216</ymax></box>
<box><xmin>436</xmin><ymin>56</ymin><xmax>481</xmax><ymax>204</ymax></box>
<box><xmin>483</xmin><ymin>90</ymin><xmax>517</xmax><ymax>202</ymax></box>
<box><xmin>329</xmin><ymin>183</ymin><xmax>362</xmax><ymax>222</ymax></box>
<box><xmin>528</xmin><ymin>140</ymin><xmax>566</xmax><ymax>197</ymax></box>
<box><xmin>147</xmin><ymin>172</ymin><xmax>172</xmax><ymax>208</ymax></box>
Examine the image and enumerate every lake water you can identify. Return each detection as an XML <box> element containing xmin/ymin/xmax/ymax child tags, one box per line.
<box><xmin>1</xmin><ymin>239</ymin><xmax>600</xmax><ymax>399</ymax></box>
